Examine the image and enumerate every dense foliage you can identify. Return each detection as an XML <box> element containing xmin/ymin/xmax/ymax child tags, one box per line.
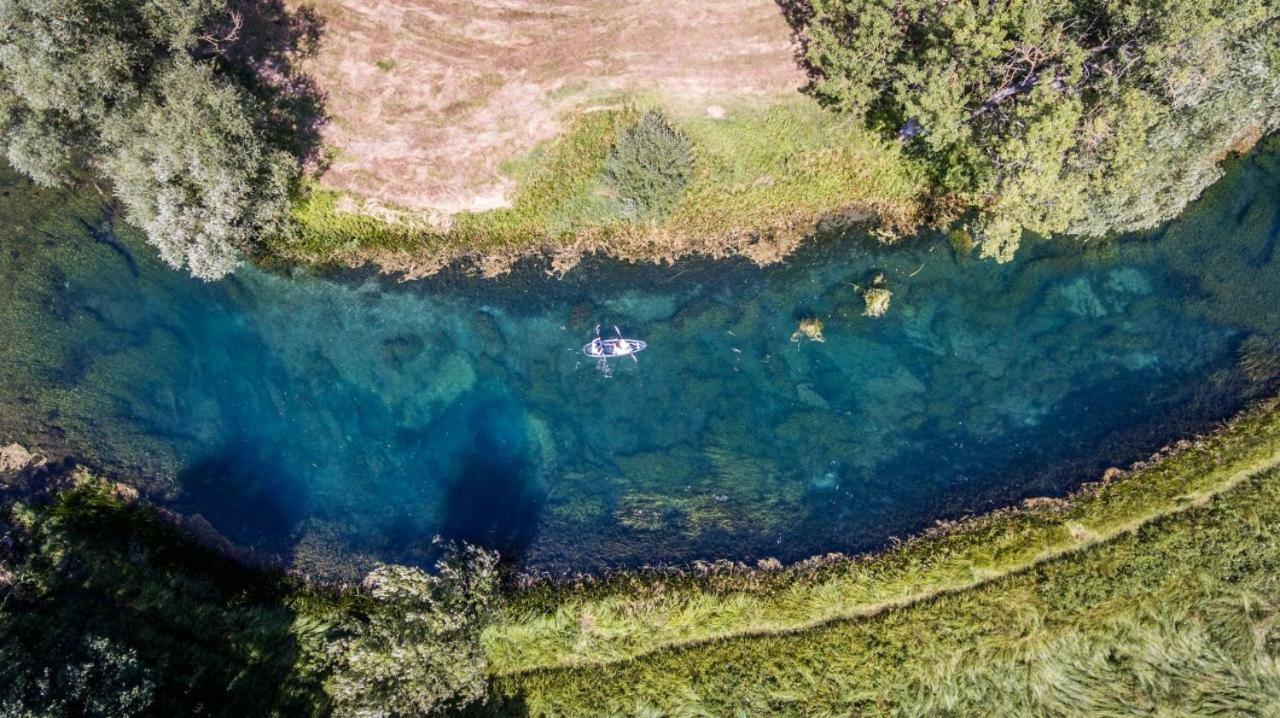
<box><xmin>100</xmin><ymin>59</ymin><xmax>296</xmax><ymax>280</ymax></box>
<box><xmin>604</xmin><ymin>110</ymin><xmax>695</xmax><ymax>221</ymax></box>
<box><xmin>802</xmin><ymin>0</ymin><xmax>1280</xmax><ymax>258</ymax></box>
<box><xmin>0</xmin><ymin>475</ymin><xmax>499</xmax><ymax>717</ymax></box>
<box><xmin>0</xmin><ymin>0</ymin><xmax>296</xmax><ymax>279</ymax></box>
<box><xmin>326</xmin><ymin>548</ymin><xmax>500</xmax><ymax>717</ymax></box>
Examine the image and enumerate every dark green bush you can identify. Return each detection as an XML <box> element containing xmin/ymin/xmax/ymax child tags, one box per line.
<box><xmin>604</xmin><ymin>110</ymin><xmax>695</xmax><ymax>221</ymax></box>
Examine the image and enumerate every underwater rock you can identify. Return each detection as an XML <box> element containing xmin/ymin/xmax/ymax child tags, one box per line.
<box><xmin>1057</xmin><ymin>277</ymin><xmax>1108</xmax><ymax>317</ymax></box>
<box><xmin>791</xmin><ymin>317</ymin><xmax>826</xmax><ymax>343</ymax></box>
<box><xmin>1105</xmin><ymin>267</ymin><xmax>1154</xmax><ymax>296</ymax></box>
<box><xmin>415</xmin><ymin>352</ymin><xmax>478</xmax><ymax>415</ymax></box>
<box><xmin>603</xmin><ymin>290</ymin><xmax>678</xmax><ymax>323</ymax></box>
<box><xmin>471</xmin><ymin>310</ymin><xmax>507</xmax><ymax>354</ymax></box>
<box><xmin>796</xmin><ymin>383</ymin><xmax>830</xmax><ymax>410</ymax></box>
<box><xmin>380</xmin><ymin>334</ymin><xmax>426</xmax><ymax>370</ymax></box>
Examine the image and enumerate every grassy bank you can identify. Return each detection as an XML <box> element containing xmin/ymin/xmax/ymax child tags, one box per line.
<box><xmin>7</xmin><ymin>398</ymin><xmax>1280</xmax><ymax>715</ymax></box>
<box><xmin>498</xmin><ymin>465</ymin><xmax>1280</xmax><ymax>716</ymax></box>
<box><xmin>270</xmin><ymin>98</ymin><xmax>930</xmax><ymax>278</ymax></box>
<box><xmin>483</xmin><ymin>395</ymin><xmax>1280</xmax><ymax>677</ymax></box>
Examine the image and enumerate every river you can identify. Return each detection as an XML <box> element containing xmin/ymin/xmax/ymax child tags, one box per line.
<box><xmin>2</xmin><ymin>146</ymin><xmax>1279</xmax><ymax>578</ymax></box>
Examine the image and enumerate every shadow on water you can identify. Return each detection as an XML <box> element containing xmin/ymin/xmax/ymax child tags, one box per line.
<box><xmin>432</xmin><ymin>396</ymin><xmax>548</xmax><ymax>566</ymax></box>
<box><xmin>176</xmin><ymin>439</ymin><xmax>308</xmax><ymax>554</ymax></box>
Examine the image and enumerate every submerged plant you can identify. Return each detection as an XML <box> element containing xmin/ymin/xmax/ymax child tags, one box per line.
<box><xmin>791</xmin><ymin>317</ymin><xmax>826</xmax><ymax>343</ymax></box>
<box><xmin>1239</xmin><ymin>334</ymin><xmax>1280</xmax><ymax>386</ymax></box>
<box><xmin>604</xmin><ymin>110</ymin><xmax>695</xmax><ymax>221</ymax></box>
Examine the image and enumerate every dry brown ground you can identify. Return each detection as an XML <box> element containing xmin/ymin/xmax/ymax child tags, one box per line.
<box><xmin>294</xmin><ymin>0</ymin><xmax>806</xmax><ymax>220</ymax></box>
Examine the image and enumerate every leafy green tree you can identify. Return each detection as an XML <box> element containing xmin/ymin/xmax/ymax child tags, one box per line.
<box><xmin>0</xmin><ymin>0</ymin><xmax>300</xmax><ymax>281</ymax></box>
<box><xmin>99</xmin><ymin>59</ymin><xmax>296</xmax><ymax>280</ymax></box>
<box><xmin>327</xmin><ymin>544</ymin><xmax>501</xmax><ymax>718</ymax></box>
<box><xmin>0</xmin><ymin>0</ymin><xmax>219</xmax><ymax>185</ymax></box>
<box><xmin>802</xmin><ymin>0</ymin><xmax>1280</xmax><ymax>258</ymax></box>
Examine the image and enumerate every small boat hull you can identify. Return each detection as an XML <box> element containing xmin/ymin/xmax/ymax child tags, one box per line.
<box><xmin>583</xmin><ymin>338</ymin><xmax>647</xmax><ymax>359</ymax></box>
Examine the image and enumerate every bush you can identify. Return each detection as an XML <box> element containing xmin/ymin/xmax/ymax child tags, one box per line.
<box><xmin>99</xmin><ymin>59</ymin><xmax>296</xmax><ymax>280</ymax></box>
<box><xmin>604</xmin><ymin>110</ymin><xmax>695</xmax><ymax>221</ymax></box>
<box><xmin>327</xmin><ymin>543</ymin><xmax>501</xmax><ymax>718</ymax></box>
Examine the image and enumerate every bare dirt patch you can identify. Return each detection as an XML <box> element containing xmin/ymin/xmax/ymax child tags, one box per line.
<box><xmin>294</xmin><ymin>0</ymin><xmax>807</xmax><ymax>219</ymax></box>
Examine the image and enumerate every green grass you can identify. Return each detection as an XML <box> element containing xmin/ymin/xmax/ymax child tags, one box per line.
<box><xmin>492</xmin><ymin>406</ymin><xmax>1280</xmax><ymax>716</ymax></box>
<box><xmin>482</xmin><ymin>396</ymin><xmax>1280</xmax><ymax>677</ymax></box>
<box><xmin>270</xmin><ymin>98</ymin><xmax>928</xmax><ymax>275</ymax></box>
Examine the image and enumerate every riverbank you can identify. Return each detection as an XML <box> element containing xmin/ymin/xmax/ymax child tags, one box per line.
<box><xmin>482</xmin><ymin>393</ymin><xmax>1280</xmax><ymax>677</ymax></box>
<box><xmin>268</xmin><ymin>98</ymin><xmax>930</xmax><ymax>278</ymax></box>
<box><xmin>496</xmin><ymin>403</ymin><xmax>1280</xmax><ymax>715</ymax></box>
<box><xmin>5</xmin><ymin>393</ymin><xmax>1280</xmax><ymax>714</ymax></box>
<box><xmin>256</xmin><ymin>0</ymin><xmax>1280</xmax><ymax>280</ymax></box>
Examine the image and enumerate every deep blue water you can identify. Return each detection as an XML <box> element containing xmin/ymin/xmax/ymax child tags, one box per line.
<box><xmin>2</xmin><ymin>147</ymin><xmax>1280</xmax><ymax>577</ymax></box>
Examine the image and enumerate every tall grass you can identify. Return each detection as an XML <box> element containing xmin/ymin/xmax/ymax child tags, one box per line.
<box><xmin>495</xmin><ymin>459</ymin><xmax>1280</xmax><ymax>716</ymax></box>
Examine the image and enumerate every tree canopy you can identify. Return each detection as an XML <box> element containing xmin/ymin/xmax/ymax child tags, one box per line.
<box><xmin>802</xmin><ymin>0</ymin><xmax>1280</xmax><ymax>258</ymax></box>
<box><xmin>0</xmin><ymin>0</ymin><xmax>297</xmax><ymax>279</ymax></box>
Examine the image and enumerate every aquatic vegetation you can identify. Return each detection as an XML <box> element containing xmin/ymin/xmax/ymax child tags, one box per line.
<box><xmin>860</xmin><ymin>275</ymin><xmax>892</xmax><ymax>318</ymax></box>
<box><xmin>1240</xmin><ymin>335</ymin><xmax>1280</xmax><ymax>386</ymax></box>
<box><xmin>791</xmin><ymin>317</ymin><xmax>826</xmax><ymax>343</ymax></box>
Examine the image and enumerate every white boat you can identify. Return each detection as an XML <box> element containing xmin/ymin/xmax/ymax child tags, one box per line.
<box><xmin>583</xmin><ymin>326</ymin><xmax>646</xmax><ymax>360</ymax></box>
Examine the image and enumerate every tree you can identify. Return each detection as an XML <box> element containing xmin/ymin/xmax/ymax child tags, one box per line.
<box><xmin>0</xmin><ymin>0</ymin><xmax>301</xmax><ymax>281</ymax></box>
<box><xmin>327</xmin><ymin>544</ymin><xmax>501</xmax><ymax>718</ymax></box>
<box><xmin>0</xmin><ymin>0</ymin><xmax>219</xmax><ymax>185</ymax></box>
<box><xmin>99</xmin><ymin>59</ymin><xmax>296</xmax><ymax>280</ymax></box>
<box><xmin>802</xmin><ymin>0</ymin><xmax>1280</xmax><ymax>258</ymax></box>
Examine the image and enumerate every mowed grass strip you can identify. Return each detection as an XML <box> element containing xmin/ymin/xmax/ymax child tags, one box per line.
<box><xmin>482</xmin><ymin>397</ymin><xmax>1280</xmax><ymax>676</ymax></box>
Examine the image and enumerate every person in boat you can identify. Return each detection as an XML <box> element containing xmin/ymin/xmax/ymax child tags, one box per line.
<box><xmin>614</xmin><ymin>338</ymin><xmax>631</xmax><ymax>355</ymax></box>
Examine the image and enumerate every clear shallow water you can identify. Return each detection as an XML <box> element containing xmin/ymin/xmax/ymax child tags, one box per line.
<box><xmin>2</xmin><ymin>148</ymin><xmax>1280</xmax><ymax>577</ymax></box>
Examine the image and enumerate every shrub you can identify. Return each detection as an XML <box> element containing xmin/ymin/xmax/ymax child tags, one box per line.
<box><xmin>327</xmin><ymin>543</ymin><xmax>500</xmax><ymax>718</ymax></box>
<box><xmin>604</xmin><ymin>110</ymin><xmax>695</xmax><ymax>221</ymax></box>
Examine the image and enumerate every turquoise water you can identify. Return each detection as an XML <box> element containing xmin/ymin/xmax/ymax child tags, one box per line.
<box><xmin>2</xmin><ymin>147</ymin><xmax>1280</xmax><ymax>577</ymax></box>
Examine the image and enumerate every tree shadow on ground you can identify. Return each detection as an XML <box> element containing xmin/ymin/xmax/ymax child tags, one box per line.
<box><xmin>773</xmin><ymin>0</ymin><xmax>817</xmax><ymax>76</ymax></box>
<box><xmin>212</xmin><ymin>0</ymin><xmax>329</xmax><ymax>171</ymax></box>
